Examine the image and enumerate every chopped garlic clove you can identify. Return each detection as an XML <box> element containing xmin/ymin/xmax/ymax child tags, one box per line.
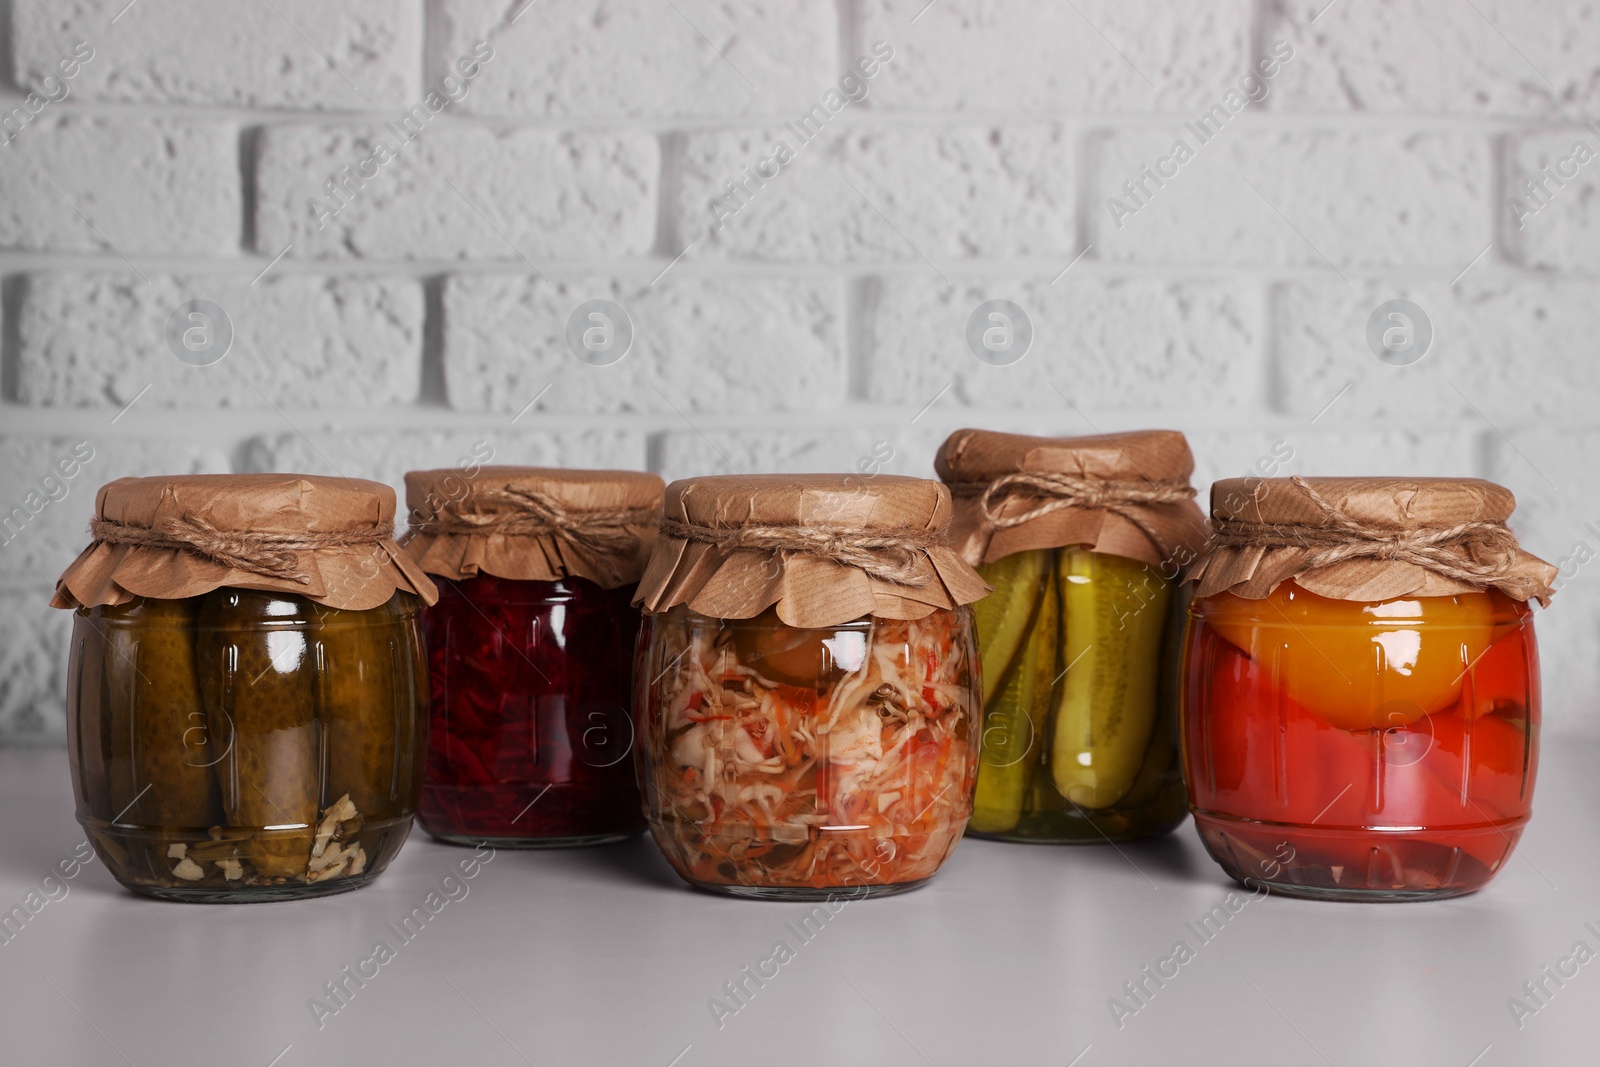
<box><xmin>172</xmin><ymin>857</ymin><xmax>206</xmax><ymax>881</ymax></box>
<box><xmin>312</xmin><ymin>794</ymin><xmax>360</xmax><ymax>859</ymax></box>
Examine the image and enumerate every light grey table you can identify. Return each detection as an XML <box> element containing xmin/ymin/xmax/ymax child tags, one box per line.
<box><xmin>0</xmin><ymin>742</ymin><xmax>1594</xmax><ymax>1067</ymax></box>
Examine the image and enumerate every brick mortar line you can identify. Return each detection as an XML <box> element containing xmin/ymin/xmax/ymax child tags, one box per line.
<box><xmin>0</xmin><ymin>94</ymin><xmax>1594</xmax><ymax>133</ymax></box>
<box><xmin>0</xmin><ymin>408</ymin><xmax>1577</xmax><ymax>431</ymax></box>
<box><xmin>0</xmin><ymin>259</ymin><xmax>1590</xmax><ymax>282</ymax></box>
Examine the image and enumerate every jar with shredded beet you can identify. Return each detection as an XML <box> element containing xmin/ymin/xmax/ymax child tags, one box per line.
<box><xmin>404</xmin><ymin>466</ymin><xmax>663</xmax><ymax>848</ymax></box>
<box><xmin>1184</xmin><ymin>476</ymin><xmax>1556</xmax><ymax>902</ymax></box>
<box><xmin>54</xmin><ymin>474</ymin><xmax>437</xmax><ymax>903</ymax></box>
<box><xmin>633</xmin><ymin>474</ymin><xmax>988</xmax><ymax>899</ymax></box>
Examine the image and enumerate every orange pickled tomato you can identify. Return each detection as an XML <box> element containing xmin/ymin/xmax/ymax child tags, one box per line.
<box><xmin>731</xmin><ymin>607</ymin><xmax>868</xmax><ymax>688</ymax></box>
<box><xmin>1203</xmin><ymin>582</ymin><xmax>1497</xmax><ymax>731</ymax></box>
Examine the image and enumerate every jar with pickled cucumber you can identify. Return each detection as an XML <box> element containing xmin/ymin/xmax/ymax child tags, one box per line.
<box><xmin>1184</xmin><ymin>476</ymin><xmax>1556</xmax><ymax>901</ymax></box>
<box><xmin>54</xmin><ymin>474</ymin><xmax>437</xmax><ymax>902</ymax></box>
<box><xmin>633</xmin><ymin>474</ymin><xmax>989</xmax><ymax>899</ymax></box>
<box><xmin>937</xmin><ymin>429</ymin><xmax>1209</xmax><ymax>843</ymax></box>
<box><xmin>402</xmin><ymin>466</ymin><xmax>664</xmax><ymax>848</ymax></box>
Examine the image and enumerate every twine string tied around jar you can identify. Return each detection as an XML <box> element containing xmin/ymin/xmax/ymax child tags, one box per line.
<box><xmin>1208</xmin><ymin>475</ymin><xmax>1527</xmax><ymax>590</ymax></box>
<box><xmin>656</xmin><ymin>517</ymin><xmax>946</xmax><ymax>587</ymax></box>
<box><xmin>955</xmin><ymin>471</ymin><xmax>1197</xmax><ymax>550</ymax></box>
<box><xmin>89</xmin><ymin>513</ymin><xmax>392</xmax><ymax>584</ymax></box>
<box><xmin>415</xmin><ymin>484</ymin><xmax>657</xmax><ymax>561</ymax></box>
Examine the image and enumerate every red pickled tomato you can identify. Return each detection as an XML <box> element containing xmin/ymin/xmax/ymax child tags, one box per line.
<box><xmin>1192</xmin><ymin>624</ymin><xmax>1534</xmax><ymax>835</ymax></box>
<box><xmin>1400</xmin><ymin>711</ymin><xmax>1532</xmax><ymax>822</ymax></box>
<box><xmin>1191</xmin><ymin>628</ymin><xmax>1370</xmax><ymax>825</ymax></box>
<box><xmin>1462</xmin><ymin>610</ymin><xmax>1540</xmax><ymax>721</ymax></box>
<box><xmin>1187</xmin><ymin>629</ymin><xmax>1254</xmax><ymax>798</ymax></box>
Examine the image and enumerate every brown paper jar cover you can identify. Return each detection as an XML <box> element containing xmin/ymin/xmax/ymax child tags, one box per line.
<box><xmin>1190</xmin><ymin>476</ymin><xmax>1557</xmax><ymax>604</ymax></box>
<box><xmin>402</xmin><ymin>466</ymin><xmax>664</xmax><ymax>589</ymax></box>
<box><xmin>52</xmin><ymin>473</ymin><xmax>437</xmax><ymax>612</ymax></box>
<box><xmin>935</xmin><ymin>428</ymin><xmax>1209</xmax><ymax>570</ymax></box>
<box><xmin>634</xmin><ymin>473</ymin><xmax>989</xmax><ymax>629</ymax></box>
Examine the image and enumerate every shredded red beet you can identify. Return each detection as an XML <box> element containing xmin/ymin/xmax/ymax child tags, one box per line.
<box><xmin>418</xmin><ymin>574</ymin><xmax>645</xmax><ymax>844</ymax></box>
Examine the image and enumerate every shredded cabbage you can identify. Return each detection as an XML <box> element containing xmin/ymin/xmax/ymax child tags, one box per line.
<box><xmin>640</xmin><ymin>607</ymin><xmax>977</xmax><ymax>891</ymax></box>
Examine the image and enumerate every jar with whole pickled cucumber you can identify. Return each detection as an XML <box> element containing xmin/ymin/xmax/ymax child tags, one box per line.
<box><xmin>53</xmin><ymin>474</ymin><xmax>437</xmax><ymax>903</ymax></box>
<box><xmin>633</xmin><ymin>474</ymin><xmax>989</xmax><ymax>899</ymax></box>
<box><xmin>403</xmin><ymin>466</ymin><xmax>664</xmax><ymax>848</ymax></box>
<box><xmin>937</xmin><ymin>429</ymin><xmax>1209</xmax><ymax>843</ymax></box>
<box><xmin>1184</xmin><ymin>477</ymin><xmax>1556</xmax><ymax>901</ymax></box>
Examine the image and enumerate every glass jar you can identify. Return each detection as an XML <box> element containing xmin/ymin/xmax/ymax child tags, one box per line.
<box><xmin>637</xmin><ymin>604</ymin><xmax>980</xmax><ymax>899</ymax></box>
<box><xmin>1184</xmin><ymin>582</ymin><xmax>1539</xmax><ymax>901</ymax></box>
<box><xmin>935</xmin><ymin>427</ymin><xmax>1207</xmax><ymax>844</ymax></box>
<box><xmin>67</xmin><ymin>590</ymin><xmax>428</xmax><ymax>903</ymax></box>
<box><xmin>402</xmin><ymin>464</ymin><xmax>663</xmax><ymax>848</ymax></box>
<box><xmin>969</xmin><ymin>546</ymin><xmax>1189</xmax><ymax>842</ymax></box>
<box><xmin>418</xmin><ymin>573</ymin><xmax>644</xmax><ymax>847</ymax></box>
<box><xmin>1182</xmin><ymin>475</ymin><xmax>1554</xmax><ymax>902</ymax></box>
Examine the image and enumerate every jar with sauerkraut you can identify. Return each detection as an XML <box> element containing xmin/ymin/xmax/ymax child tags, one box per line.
<box><xmin>1185</xmin><ymin>476</ymin><xmax>1556</xmax><ymax>901</ymax></box>
<box><xmin>938</xmin><ymin>429</ymin><xmax>1208</xmax><ymax>844</ymax></box>
<box><xmin>633</xmin><ymin>474</ymin><xmax>989</xmax><ymax>899</ymax></box>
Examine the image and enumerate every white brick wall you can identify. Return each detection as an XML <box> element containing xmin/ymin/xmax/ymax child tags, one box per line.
<box><xmin>255</xmin><ymin>125</ymin><xmax>660</xmax><ymax>260</ymax></box>
<box><xmin>675</xmin><ymin>124</ymin><xmax>1077</xmax><ymax>261</ymax></box>
<box><xmin>0</xmin><ymin>116</ymin><xmax>238</xmax><ymax>254</ymax></box>
<box><xmin>1</xmin><ymin>0</ymin><xmax>1597</xmax><ymax>741</ymax></box>
<box><xmin>17</xmin><ymin>273</ymin><xmax>425</xmax><ymax>408</ymax></box>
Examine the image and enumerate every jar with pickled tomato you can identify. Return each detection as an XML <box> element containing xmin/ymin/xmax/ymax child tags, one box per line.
<box><xmin>1183</xmin><ymin>476</ymin><xmax>1556</xmax><ymax>902</ymax></box>
<box><xmin>403</xmin><ymin>467</ymin><xmax>664</xmax><ymax>848</ymax></box>
<box><xmin>55</xmin><ymin>474</ymin><xmax>437</xmax><ymax>903</ymax></box>
<box><xmin>938</xmin><ymin>429</ymin><xmax>1209</xmax><ymax>843</ymax></box>
<box><xmin>633</xmin><ymin>474</ymin><xmax>989</xmax><ymax>899</ymax></box>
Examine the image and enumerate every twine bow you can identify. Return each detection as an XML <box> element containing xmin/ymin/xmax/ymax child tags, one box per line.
<box><xmin>90</xmin><ymin>513</ymin><xmax>391</xmax><ymax>584</ymax></box>
<box><xmin>656</xmin><ymin>517</ymin><xmax>944</xmax><ymax>587</ymax></box>
<box><xmin>413</xmin><ymin>485</ymin><xmax>656</xmax><ymax>562</ymax></box>
<box><xmin>1208</xmin><ymin>475</ymin><xmax>1530</xmax><ymax>592</ymax></box>
<box><xmin>955</xmin><ymin>471</ymin><xmax>1197</xmax><ymax>550</ymax></box>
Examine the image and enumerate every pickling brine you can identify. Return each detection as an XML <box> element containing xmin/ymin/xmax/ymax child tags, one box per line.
<box><xmin>969</xmin><ymin>546</ymin><xmax>1188</xmax><ymax>842</ymax></box>
<box><xmin>637</xmin><ymin>605</ymin><xmax>979</xmax><ymax>898</ymax></box>
<box><xmin>418</xmin><ymin>574</ymin><xmax>644</xmax><ymax>847</ymax></box>
<box><xmin>1184</xmin><ymin>582</ymin><xmax>1539</xmax><ymax>901</ymax></box>
<box><xmin>68</xmin><ymin>589</ymin><xmax>428</xmax><ymax>902</ymax></box>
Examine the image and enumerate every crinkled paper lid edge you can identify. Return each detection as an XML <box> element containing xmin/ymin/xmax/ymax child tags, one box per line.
<box><xmin>947</xmin><ymin>498</ymin><xmax>1209</xmax><ymax>572</ymax></box>
<box><xmin>52</xmin><ymin>539</ymin><xmax>438</xmax><ymax>611</ymax></box>
<box><xmin>633</xmin><ymin>539</ymin><xmax>989</xmax><ymax>629</ymax></box>
<box><xmin>403</xmin><ymin>528</ymin><xmax>652</xmax><ymax>589</ymax></box>
<box><xmin>1188</xmin><ymin>544</ymin><xmax>1557</xmax><ymax>605</ymax></box>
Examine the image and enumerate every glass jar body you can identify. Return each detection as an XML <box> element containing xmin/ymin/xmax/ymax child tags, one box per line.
<box><xmin>1182</xmin><ymin>581</ymin><xmax>1539</xmax><ymax>901</ymax></box>
<box><xmin>418</xmin><ymin>574</ymin><xmax>645</xmax><ymax>848</ymax></box>
<box><xmin>636</xmin><ymin>605</ymin><xmax>979</xmax><ymax>899</ymax></box>
<box><xmin>968</xmin><ymin>547</ymin><xmax>1187</xmax><ymax>843</ymax></box>
<box><xmin>66</xmin><ymin>590</ymin><xmax>427</xmax><ymax>903</ymax></box>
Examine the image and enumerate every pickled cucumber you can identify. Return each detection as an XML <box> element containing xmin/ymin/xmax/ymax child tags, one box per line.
<box><xmin>1050</xmin><ymin>548</ymin><xmax>1171</xmax><ymax>810</ymax></box>
<box><xmin>102</xmin><ymin>598</ymin><xmax>221</xmax><ymax>829</ymax></box>
<box><xmin>311</xmin><ymin>601</ymin><xmax>402</xmax><ymax>814</ymax></box>
<box><xmin>198</xmin><ymin>591</ymin><xmax>318</xmax><ymax>879</ymax></box>
<box><xmin>66</xmin><ymin>617</ymin><xmax>114</xmax><ymax>821</ymax></box>
<box><xmin>972</xmin><ymin>549</ymin><xmax>1050</xmax><ymax>705</ymax></box>
<box><xmin>1114</xmin><ymin>583</ymin><xmax>1190</xmax><ymax>814</ymax></box>
<box><xmin>971</xmin><ymin>572</ymin><xmax>1059</xmax><ymax>833</ymax></box>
